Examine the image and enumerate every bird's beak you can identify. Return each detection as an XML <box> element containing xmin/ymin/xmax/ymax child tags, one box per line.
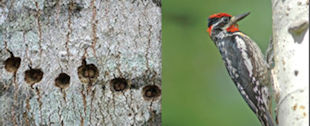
<box><xmin>230</xmin><ymin>12</ymin><xmax>250</xmax><ymax>25</ymax></box>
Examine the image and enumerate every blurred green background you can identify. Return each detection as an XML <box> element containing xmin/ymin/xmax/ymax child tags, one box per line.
<box><xmin>162</xmin><ymin>0</ymin><xmax>272</xmax><ymax>126</ymax></box>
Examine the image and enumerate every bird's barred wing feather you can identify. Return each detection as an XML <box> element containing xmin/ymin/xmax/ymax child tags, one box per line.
<box><xmin>216</xmin><ymin>32</ymin><xmax>274</xmax><ymax>126</ymax></box>
<box><xmin>234</xmin><ymin>33</ymin><xmax>274</xmax><ymax>126</ymax></box>
<box><xmin>217</xmin><ymin>33</ymin><xmax>259</xmax><ymax>111</ymax></box>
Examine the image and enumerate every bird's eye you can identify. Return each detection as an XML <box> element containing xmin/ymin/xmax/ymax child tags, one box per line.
<box><xmin>223</xmin><ymin>17</ymin><xmax>229</xmax><ymax>23</ymax></box>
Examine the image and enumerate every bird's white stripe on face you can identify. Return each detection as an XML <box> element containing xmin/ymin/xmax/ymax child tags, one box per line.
<box><xmin>210</xmin><ymin>21</ymin><xmax>222</xmax><ymax>37</ymax></box>
<box><xmin>235</xmin><ymin>36</ymin><xmax>253</xmax><ymax>77</ymax></box>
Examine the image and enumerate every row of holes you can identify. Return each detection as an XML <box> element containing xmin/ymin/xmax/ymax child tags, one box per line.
<box><xmin>3</xmin><ymin>54</ymin><xmax>161</xmax><ymax>100</ymax></box>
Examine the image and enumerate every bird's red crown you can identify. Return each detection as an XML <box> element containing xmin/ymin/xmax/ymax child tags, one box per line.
<box><xmin>209</xmin><ymin>13</ymin><xmax>232</xmax><ymax>19</ymax></box>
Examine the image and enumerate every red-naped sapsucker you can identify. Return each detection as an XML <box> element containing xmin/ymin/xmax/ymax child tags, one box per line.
<box><xmin>207</xmin><ymin>12</ymin><xmax>274</xmax><ymax>126</ymax></box>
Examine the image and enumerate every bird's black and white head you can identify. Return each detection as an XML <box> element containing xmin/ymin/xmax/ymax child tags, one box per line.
<box><xmin>207</xmin><ymin>12</ymin><xmax>250</xmax><ymax>38</ymax></box>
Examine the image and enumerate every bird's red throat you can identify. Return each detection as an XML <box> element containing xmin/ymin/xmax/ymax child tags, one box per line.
<box><xmin>226</xmin><ymin>24</ymin><xmax>239</xmax><ymax>33</ymax></box>
<box><xmin>208</xmin><ymin>24</ymin><xmax>239</xmax><ymax>36</ymax></box>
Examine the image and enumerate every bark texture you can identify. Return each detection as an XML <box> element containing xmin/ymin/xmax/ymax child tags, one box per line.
<box><xmin>271</xmin><ymin>0</ymin><xmax>308</xmax><ymax>126</ymax></box>
<box><xmin>0</xmin><ymin>0</ymin><xmax>161</xmax><ymax>125</ymax></box>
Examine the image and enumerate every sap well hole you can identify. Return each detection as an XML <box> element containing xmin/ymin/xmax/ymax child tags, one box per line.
<box><xmin>4</xmin><ymin>55</ymin><xmax>21</xmax><ymax>73</ymax></box>
<box><xmin>77</xmin><ymin>59</ymin><xmax>99</xmax><ymax>84</ymax></box>
<box><xmin>110</xmin><ymin>78</ymin><xmax>128</xmax><ymax>92</ymax></box>
<box><xmin>142</xmin><ymin>85</ymin><xmax>161</xmax><ymax>100</ymax></box>
<box><xmin>24</xmin><ymin>68</ymin><xmax>43</xmax><ymax>86</ymax></box>
<box><xmin>55</xmin><ymin>73</ymin><xmax>70</xmax><ymax>89</ymax></box>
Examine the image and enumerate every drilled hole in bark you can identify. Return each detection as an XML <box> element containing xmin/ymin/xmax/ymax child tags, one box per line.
<box><xmin>55</xmin><ymin>73</ymin><xmax>70</xmax><ymax>89</ymax></box>
<box><xmin>69</xmin><ymin>1</ymin><xmax>83</xmax><ymax>14</ymax></box>
<box><xmin>24</xmin><ymin>68</ymin><xmax>43</xmax><ymax>86</ymax></box>
<box><xmin>4</xmin><ymin>56</ymin><xmax>21</xmax><ymax>73</ymax></box>
<box><xmin>142</xmin><ymin>85</ymin><xmax>161</xmax><ymax>100</ymax></box>
<box><xmin>294</xmin><ymin>70</ymin><xmax>299</xmax><ymax>76</ymax></box>
<box><xmin>77</xmin><ymin>60</ymin><xmax>99</xmax><ymax>84</ymax></box>
<box><xmin>110</xmin><ymin>78</ymin><xmax>128</xmax><ymax>92</ymax></box>
<box><xmin>152</xmin><ymin>0</ymin><xmax>161</xmax><ymax>7</ymax></box>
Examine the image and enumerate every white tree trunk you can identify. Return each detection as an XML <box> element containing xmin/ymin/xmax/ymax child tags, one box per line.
<box><xmin>0</xmin><ymin>0</ymin><xmax>161</xmax><ymax>125</ymax></box>
<box><xmin>271</xmin><ymin>0</ymin><xmax>308</xmax><ymax>126</ymax></box>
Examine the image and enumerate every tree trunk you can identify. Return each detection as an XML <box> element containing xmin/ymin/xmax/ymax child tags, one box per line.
<box><xmin>0</xmin><ymin>0</ymin><xmax>161</xmax><ymax>125</ymax></box>
<box><xmin>271</xmin><ymin>0</ymin><xmax>308</xmax><ymax>126</ymax></box>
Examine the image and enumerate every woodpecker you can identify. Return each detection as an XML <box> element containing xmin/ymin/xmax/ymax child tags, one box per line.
<box><xmin>207</xmin><ymin>12</ymin><xmax>274</xmax><ymax>126</ymax></box>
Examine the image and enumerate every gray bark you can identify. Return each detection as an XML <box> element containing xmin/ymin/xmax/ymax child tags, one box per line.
<box><xmin>271</xmin><ymin>0</ymin><xmax>308</xmax><ymax>126</ymax></box>
<box><xmin>0</xmin><ymin>0</ymin><xmax>161</xmax><ymax>126</ymax></box>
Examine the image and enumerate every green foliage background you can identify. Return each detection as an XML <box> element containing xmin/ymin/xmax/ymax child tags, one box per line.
<box><xmin>162</xmin><ymin>0</ymin><xmax>272</xmax><ymax>125</ymax></box>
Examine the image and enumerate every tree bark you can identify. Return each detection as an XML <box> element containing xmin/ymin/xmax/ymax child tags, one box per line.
<box><xmin>0</xmin><ymin>0</ymin><xmax>161</xmax><ymax>125</ymax></box>
<box><xmin>271</xmin><ymin>0</ymin><xmax>308</xmax><ymax>126</ymax></box>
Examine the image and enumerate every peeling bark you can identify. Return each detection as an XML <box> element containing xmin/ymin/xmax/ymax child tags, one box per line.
<box><xmin>271</xmin><ymin>0</ymin><xmax>308</xmax><ymax>126</ymax></box>
<box><xmin>0</xmin><ymin>0</ymin><xmax>161</xmax><ymax>125</ymax></box>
